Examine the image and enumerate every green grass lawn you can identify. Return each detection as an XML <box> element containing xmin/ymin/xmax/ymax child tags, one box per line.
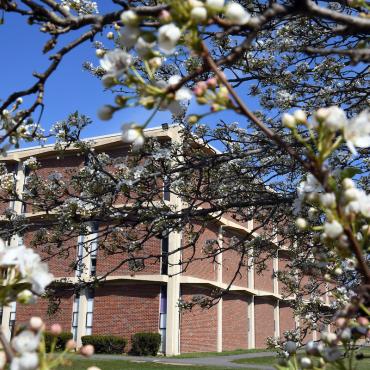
<box><xmin>168</xmin><ymin>348</ymin><xmax>272</xmax><ymax>358</ymax></box>
<box><xmin>233</xmin><ymin>353</ymin><xmax>370</xmax><ymax>370</ymax></box>
<box><xmin>233</xmin><ymin>356</ymin><xmax>276</xmax><ymax>366</ymax></box>
<box><xmin>58</xmin><ymin>358</ymin><xmax>238</xmax><ymax>370</ymax></box>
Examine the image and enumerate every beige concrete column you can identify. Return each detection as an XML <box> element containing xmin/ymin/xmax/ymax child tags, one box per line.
<box><xmin>274</xmin><ymin>300</ymin><xmax>280</xmax><ymax>338</ymax></box>
<box><xmin>1</xmin><ymin>305</ymin><xmax>12</xmax><ymax>340</ymax></box>
<box><xmin>273</xmin><ymin>254</ymin><xmax>279</xmax><ymax>295</ymax></box>
<box><xmin>216</xmin><ymin>226</ymin><xmax>223</xmax><ymax>352</ymax></box>
<box><xmin>248</xmin><ymin>295</ymin><xmax>255</xmax><ymax>348</ymax></box>
<box><xmin>75</xmin><ymin>290</ymin><xmax>88</xmax><ymax>348</ymax></box>
<box><xmin>14</xmin><ymin>161</ymin><xmax>25</xmax><ymax>214</ymax></box>
<box><xmin>165</xmin><ymin>230</ymin><xmax>181</xmax><ymax>356</ymax></box>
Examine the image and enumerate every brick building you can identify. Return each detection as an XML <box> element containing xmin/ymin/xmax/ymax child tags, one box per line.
<box><xmin>0</xmin><ymin>126</ymin><xmax>318</xmax><ymax>355</ymax></box>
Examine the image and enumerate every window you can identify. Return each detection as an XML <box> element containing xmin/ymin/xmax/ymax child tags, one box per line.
<box><xmin>89</xmin><ymin>222</ymin><xmax>99</xmax><ymax>277</ymax></box>
<box><xmin>163</xmin><ymin>176</ymin><xmax>170</xmax><ymax>201</ymax></box>
<box><xmin>161</xmin><ymin>237</ymin><xmax>169</xmax><ymax>275</ymax></box>
<box><xmin>71</xmin><ymin>294</ymin><xmax>80</xmax><ymax>341</ymax></box>
<box><xmin>159</xmin><ymin>286</ymin><xmax>167</xmax><ymax>353</ymax></box>
<box><xmin>9</xmin><ymin>301</ymin><xmax>16</xmax><ymax>338</ymax></box>
<box><xmin>85</xmin><ymin>289</ymin><xmax>94</xmax><ymax>335</ymax></box>
<box><xmin>76</xmin><ymin>236</ymin><xmax>85</xmax><ymax>278</ymax></box>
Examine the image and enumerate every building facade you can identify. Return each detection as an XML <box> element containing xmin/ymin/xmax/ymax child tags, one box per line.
<box><xmin>0</xmin><ymin>126</ymin><xmax>315</xmax><ymax>355</ymax></box>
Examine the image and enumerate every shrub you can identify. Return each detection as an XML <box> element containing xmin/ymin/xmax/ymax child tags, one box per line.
<box><xmin>44</xmin><ymin>332</ymin><xmax>73</xmax><ymax>352</ymax></box>
<box><xmin>81</xmin><ymin>335</ymin><xmax>127</xmax><ymax>354</ymax></box>
<box><xmin>131</xmin><ymin>332</ymin><xmax>161</xmax><ymax>356</ymax></box>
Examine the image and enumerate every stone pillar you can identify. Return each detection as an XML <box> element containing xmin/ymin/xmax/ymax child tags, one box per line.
<box><xmin>216</xmin><ymin>226</ymin><xmax>223</xmax><ymax>352</ymax></box>
<box><xmin>248</xmin><ymin>295</ymin><xmax>255</xmax><ymax>348</ymax></box>
<box><xmin>274</xmin><ymin>300</ymin><xmax>280</xmax><ymax>338</ymax></box>
<box><xmin>165</xmin><ymin>229</ymin><xmax>181</xmax><ymax>355</ymax></box>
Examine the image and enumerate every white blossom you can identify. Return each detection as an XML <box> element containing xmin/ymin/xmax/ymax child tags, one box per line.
<box><xmin>158</xmin><ymin>24</ymin><xmax>181</xmax><ymax>55</ymax></box>
<box><xmin>360</xmin><ymin>194</ymin><xmax>370</xmax><ymax>218</ymax></box>
<box><xmin>119</xmin><ymin>26</ymin><xmax>140</xmax><ymax>50</ymax></box>
<box><xmin>100</xmin><ymin>49</ymin><xmax>132</xmax><ymax>78</ymax></box>
<box><xmin>191</xmin><ymin>6</ymin><xmax>207</xmax><ymax>22</ymax></box>
<box><xmin>293</xmin><ymin>109</ymin><xmax>307</xmax><ymax>124</ymax></box>
<box><xmin>225</xmin><ymin>3</ymin><xmax>250</xmax><ymax>25</ymax></box>
<box><xmin>11</xmin><ymin>352</ymin><xmax>39</xmax><ymax>370</ymax></box>
<box><xmin>121</xmin><ymin>123</ymin><xmax>145</xmax><ymax>151</ymax></box>
<box><xmin>61</xmin><ymin>0</ymin><xmax>98</xmax><ymax>15</ymax></box>
<box><xmin>12</xmin><ymin>330</ymin><xmax>39</xmax><ymax>354</ymax></box>
<box><xmin>317</xmin><ymin>106</ymin><xmax>347</xmax><ymax>131</ymax></box>
<box><xmin>135</xmin><ymin>37</ymin><xmax>155</xmax><ymax>59</ymax></box>
<box><xmin>0</xmin><ymin>245</ymin><xmax>53</xmax><ymax>295</ymax></box>
<box><xmin>324</xmin><ymin>220</ymin><xmax>343</xmax><ymax>239</ymax></box>
<box><xmin>343</xmin><ymin>110</ymin><xmax>370</xmax><ymax>155</ymax></box>
<box><xmin>319</xmin><ymin>192</ymin><xmax>336</xmax><ymax>208</ymax></box>
<box><xmin>206</xmin><ymin>0</ymin><xmax>225</xmax><ymax>10</ymax></box>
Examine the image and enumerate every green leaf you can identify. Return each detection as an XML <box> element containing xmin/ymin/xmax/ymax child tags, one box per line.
<box><xmin>340</xmin><ymin>167</ymin><xmax>362</xmax><ymax>180</ymax></box>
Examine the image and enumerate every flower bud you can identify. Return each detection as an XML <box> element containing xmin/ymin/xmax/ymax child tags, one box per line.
<box><xmin>284</xmin><ymin>341</ymin><xmax>297</xmax><ymax>354</ymax></box>
<box><xmin>342</xmin><ymin>178</ymin><xmax>355</xmax><ymax>190</ymax></box>
<box><xmin>300</xmin><ymin>357</ymin><xmax>312</xmax><ymax>369</ymax></box>
<box><xmin>294</xmin><ymin>109</ymin><xmax>307</xmax><ymax>124</ymax></box>
<box><xmin>66</xmin><ymin>339</ymin><xmax>77</xmax><ymax>350</ymax></box>
<box><xmin>120</xmin><ymin>10</ymin><xmax>139</xmax><ymax>26</ymax></box>
<box><xmin>357</xmin><ymin>316</ymin><xmax>369</xmax><ymax>326</ymax></box>
<box><xmin>50</xmin><ymin>323</ymin><xmax>62</xmax><ymax>336</ymax></box>
<box><xmin>98</xmin><ymin>105</ymin><xmax>114</xmax><ymax>121</ymax></box>
<box><xmin>187</xmin><ymin>115</ymin><xmax>199</xmax><ymax>124</ymax></box>
<box><xmin>320</xmin><ymin>193</ymin><xmax>336</xmax><ymax>208</ymax></box>
<box><xmin>315</xmin><ymin>107</ymin><xmax>330</xmax><ymax>121</ymax></box>
<box><xmin>95</xmin><ymin>49</ymin><xmax>105</xmax><ymax>58</ymax></box>
<box><xmin>16</xmin><ymin>97</ymin><xmax>23</xmax><ymax>105</ymax></box>
<box><xmin>30</xmin><ymin>317</ymin><xmax>44</xmax><ymax>331</ymax></box>
<box><xmin>206</xmin><ymin>77</ymin><xmax>217</xmax><ymax>89</ymax></box>
<box><xmin>148</xmin><ymin>57</ymin><xmax>162</xmax><ymax>69</ymax></box>
<box><xmin>115</xmin><ymin>95</ymin><xmax>128</xmax><ymax>107</ymax></box>
<box><xmin>322</xmin><ymin>332</ymin><xmax>337</xmax><ymax>344</ymax></box>
<box><xmin>159</xmin><ymin>10</ymin><xmax>172</xmax><ymax>23</ymax></box>
<box><xmin>102</xmin><ymin>75</ymin><xmax>116</xmax><ymax>88</ymax></box>
<box><xmin>296</xmin><ymin>217</ymin><xmax>307</xmax><ymax>230</ymax></box>
<box><xmin>336</xmin><ymin>318</ymin><xmax>347</xmax><ymax>328</ymax></box>
<box><xmin>340</xmin><ymin>328</ymin><xmax>352</xmax><ymax>342</ymax></box>
<box><xmin>190</xmin><ymin>6</ymin><xmax>207</xmax><ymax>22</ymax></box>
<box><xmin>80</xmin><ymin>344</ymin><xmax>95</xmax><ymax>357</ymax></box>
<box><xmin>334</xmin><ymin>267</ymin><xmax>343</xmax><ymax>276</ymax></box>
<box><xmin>17</xmin><ymin>289</ymin><xmax>36</xmax><ymax>304</ymax></box>
<box><xmin>282</xmin><ymin>113</ymin><xmax>296</xmax><ymax>129</ymax></box>
<box><xmin>87</xmin><ymin>367</ymin><xmax>101</xmax><ymax>370</ymax></box>
<box><xmin>106</xmin><ymin>32</ymin><xmax>114</xmax><ymax>40</ymax></box>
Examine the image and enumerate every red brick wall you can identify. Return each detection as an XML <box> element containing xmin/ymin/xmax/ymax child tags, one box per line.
<box><xmin>279</xmin><ymin>302</ymin><xmax>295</xmax><ymax>337</ymax></box>
<box><xmin>222</xmin><ymin>230</ymin><xmax>248</xmax><ymax>288</ymax></box>
<box><xmin>24</xmin><ymin>155</ymin><xmax>83</xmax><ymax>214</ymax></box>
<box><xmin>23</xmin><ymin>230</ymin><xmax>77</xmax><ymax>278</ymax></box>
<box><xmin>180</xmin><ymin>285</ymin><xmax>217</xmax><ymax>353</ymax></box>
<box><xmin>254</xmin><ymin>254</ymin><xmax>274</xmax><ymax>293</ymax></box>
<box><xmin>183</xmin><ymin>222</ymin><xmax>218</xmax><ymax>282</ymax></box>
<box><xmin>222</xmin><ymin>294</ymin><xmax>248</xmax><ymax>350</ymax></box>
<box><xmin>96</xmin><ymin>234</ymin><xmax>161</xmax><ymax>276</ymax></box>
<box><xmin>16</xmin><ymin>288</ymin><xmax>74</xmax><ymax>332</ymax></box>
<box><xmin>254</xmin><ymin>297</ymin><xmax>275</xmax><ymax>348</ymax></box>
<box><xmin>278</xmin><ymin>251</ymin><xmax>291</xmax><ymax>295</ymax></box>
<box><xmin>93</xmin><ymin>283</ymin><xmax>160</xmax><ymax>349</ymax></box>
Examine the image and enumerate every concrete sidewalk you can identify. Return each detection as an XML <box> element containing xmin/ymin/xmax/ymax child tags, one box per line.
<box><xmin>92</xmin><ymin>351</ymin><xmax>276</xmax><ymax>369</ymax></box>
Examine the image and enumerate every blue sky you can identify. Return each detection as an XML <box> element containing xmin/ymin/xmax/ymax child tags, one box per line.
<box><xmin>1</xmin><ymin>3</ymin><xmax>255</xmax><ymax>148</ymax></box>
